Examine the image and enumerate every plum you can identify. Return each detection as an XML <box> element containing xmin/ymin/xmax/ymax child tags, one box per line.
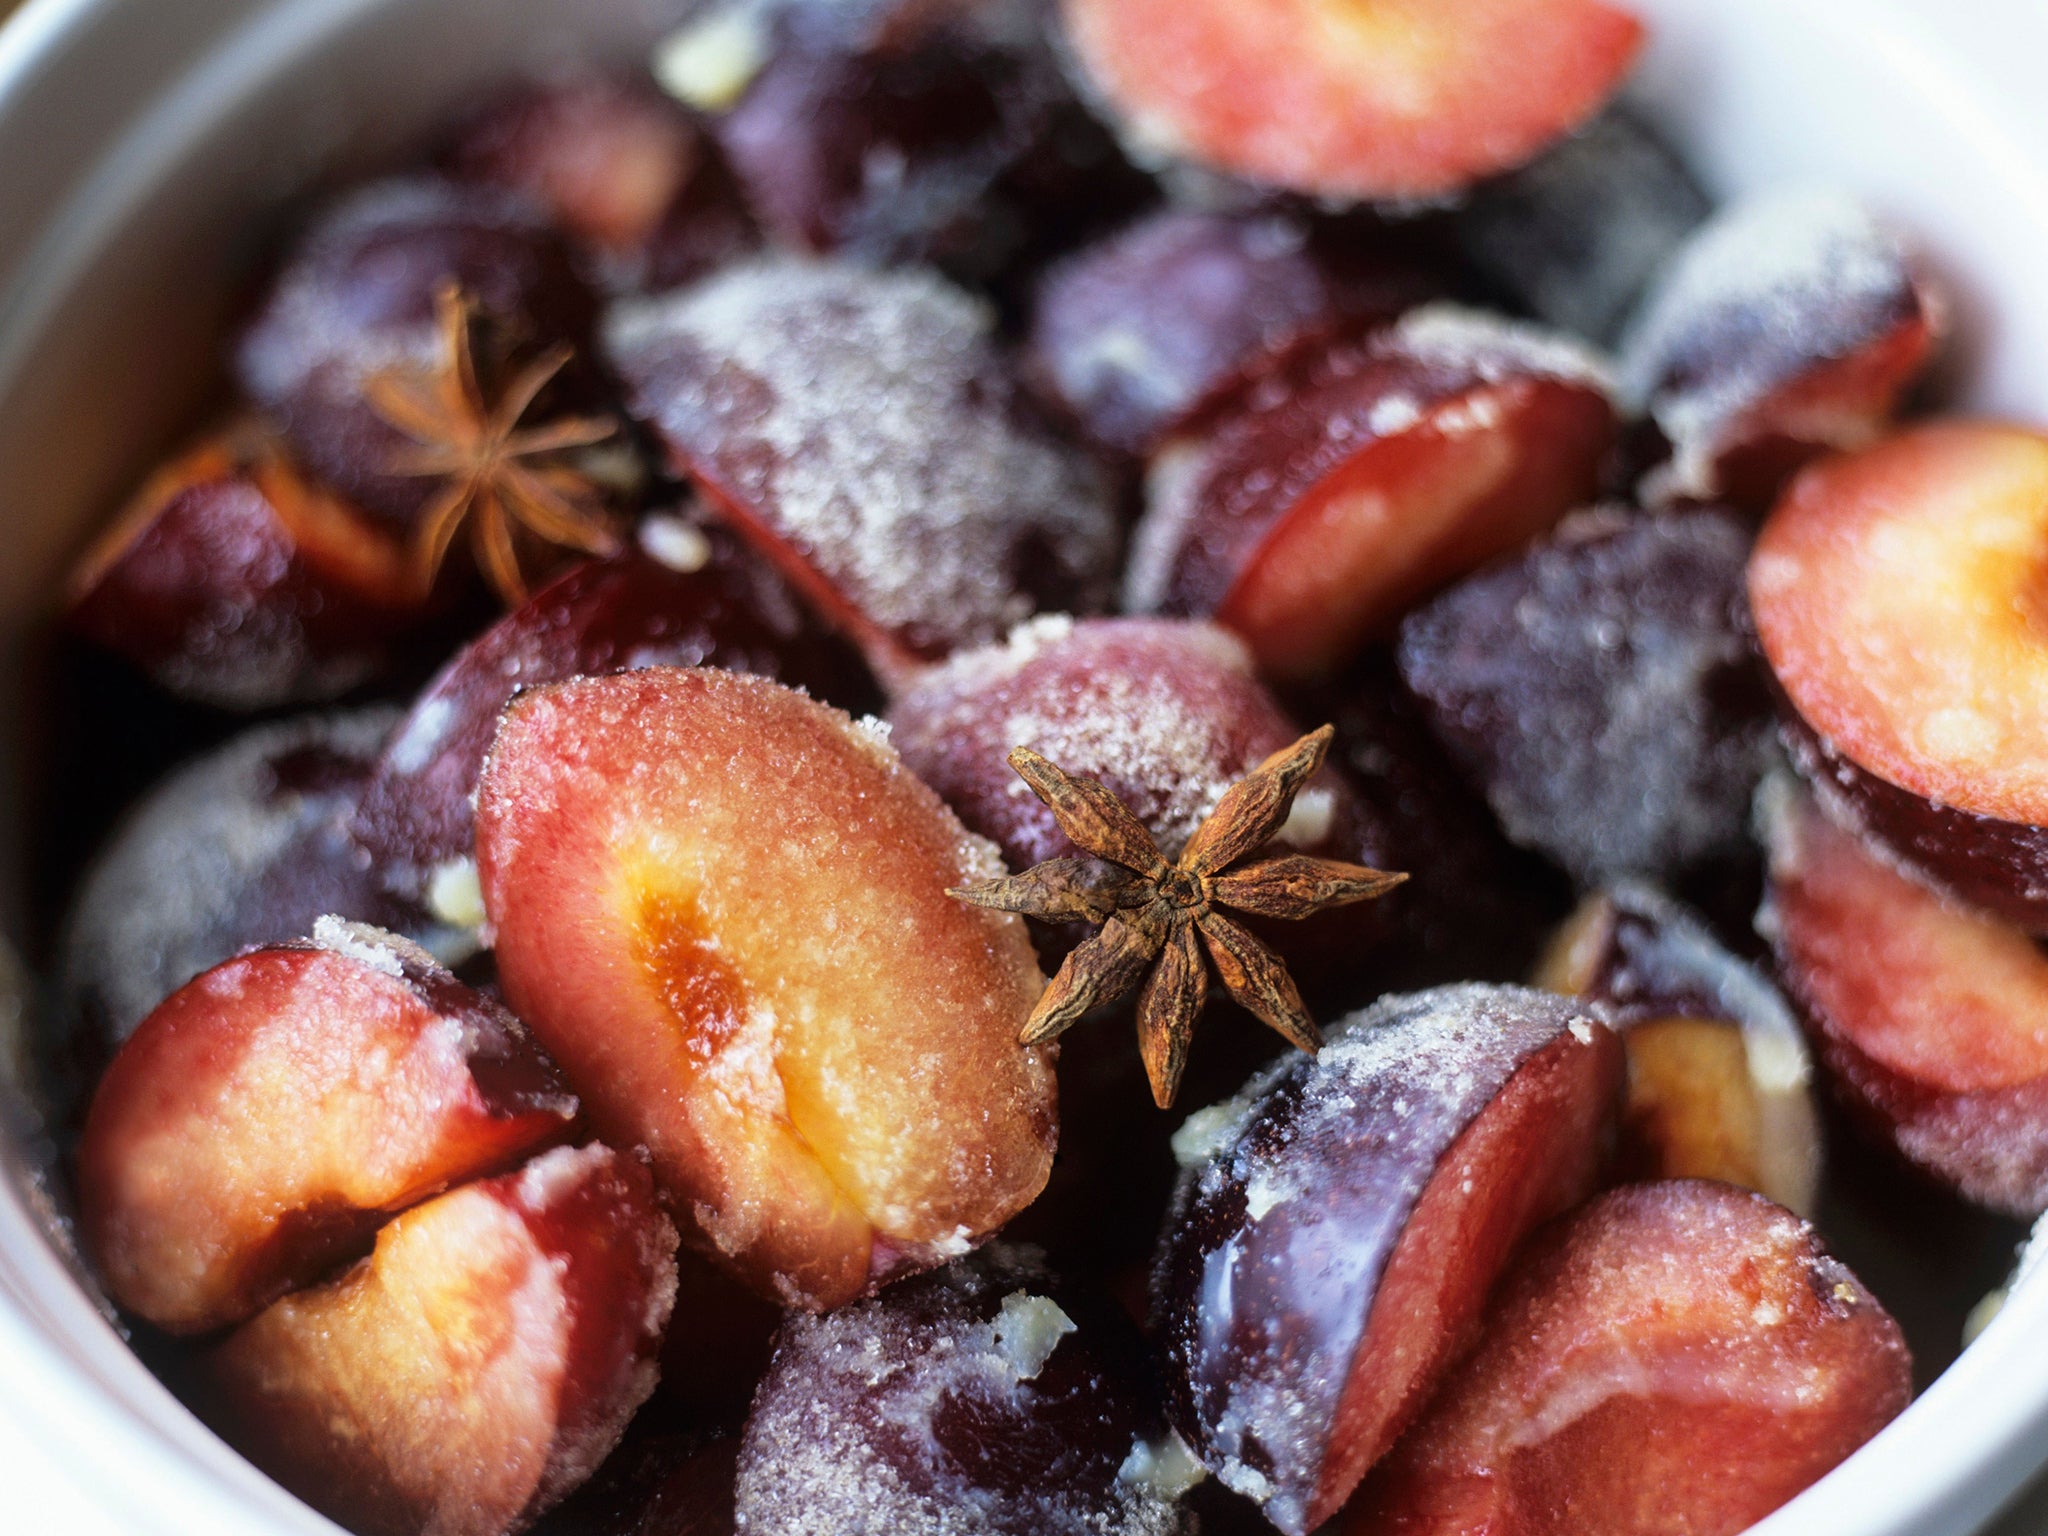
<box><xmin>58</xmin><ymin>708</ymin><xmax>462</xmax><ymax>1056</ymax></box>
<box><xmin>236</xmin><ymin>176</ymin><xmax>600</xmax><ymax>529</ymax></box>
<box><xmin>1152</xmin><ymin>984</ymin><xmax>1622</xmax><ymax>1534</ymax></box>
<box><xmin>66</xmin><ymin>426</ymin><xmax>423</xmax><ymax>709</ymax></box>
<box><xmin>605</xmin><ymin>256</ymin><xmax>1118</xmax><ymax>681</ymax></box>
<box><xmin>1397</xmin><ymin>504</ymin><xmax>1772</xmax><ymax>884</ymax></box>
<box><xmin>1348</xmin><ymin>1181</ymin><xmax>1911</xmax><ymax>1536</ymax></box>
<box><xmin>475</xmin><ymin>668</ymin><xmax>1056</xmax><ymax>1309</ymax></box>
<box><xmin>76</xmin><ymin>921</ymin><xmax>576</xmax><ymax>1334</ymax></box>
<box><xmin>1622</xmin><ymin>189</ymin><xmax>1943</xmax><ymax>510</ymax></box>
<box><xmin>1535</xmin><ymin>882</ymin><xmax>1821</xmax><ymax>1213</ymax></box>
<box><xmin>1061</xmin><ymin>0</ymin><xmax>1643</xmax><ymax>202</ymax></box>
<box><xmin>735</xmin><ymin>1246</ymin><xmax>1195</xmax><ymax>1535</ymax></box>
<box><xmin>350</xmin><ymin>512</ymin><xmax>875</xmax><ymax>920</ymax></box>
<box><xmin>1760</xmin><ymin>778</ymin><xmax>2048</xmax><ymax>1217</ymax></box>
<box><xmin>1750</xmin><ymin>421</ymin><xmax>2048</xmax><ymax>931</ymax></box>
<box><xmin>206</xmin><ymin>1143</ymin><xmax>677</xmax><ymax>1536</ymax></box>
<box><xmin>1127</xmin><ymin>304</ymin><xmax>1618</xmax><ymax>682</ymax></box>
<box><xmin>1026</xmin><ymin>209</ymin><xmax>1432</xmax><ymax>457</ymax></box>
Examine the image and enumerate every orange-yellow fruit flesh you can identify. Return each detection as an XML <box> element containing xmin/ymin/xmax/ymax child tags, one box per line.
<box><xmin>207</xmin><ymin>1146</ymin><xmax>675</xmax><ymax>1536</ymax></box>
<box><xmin>1751</xmin><ymin>421</ymin><xmax>2048</xmax><ymax>825</ymax></box>
<box><xmin>477</xmin><ymin>667</ymin><xmax>1056</xmax><ymax>1310</ymax></box>
<box><xmin>1063</xmin><ymin>0</ymin><xmax>1643</xmax><ymax>202</ymax></box>
<box><xmin>78</xmin><ymin>948</ymin><xmax>573</xmax><ymax>1334</ymax></box>
<box><xmin>1624</xmin><ymin>1018</ymin><xmax>1767</xmax><ymax>1191</ymax></box>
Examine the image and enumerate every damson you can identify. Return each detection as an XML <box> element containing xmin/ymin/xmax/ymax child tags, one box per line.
<box><xmin>734</xmin><ymin>1247</ymin><xmax>1194</xmax><ymax>1536</ymax></box>
<box><xmin>1151</xmin><ymin>984</ymin><xmax>1622</xmax><ymax>1535</ymax></box>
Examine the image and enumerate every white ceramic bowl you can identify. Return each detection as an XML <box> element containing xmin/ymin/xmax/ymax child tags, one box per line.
<box><xmin>3</xmin><ymin>0</ymin><xmax>2048</xmax><ymax>1530</ymax></box>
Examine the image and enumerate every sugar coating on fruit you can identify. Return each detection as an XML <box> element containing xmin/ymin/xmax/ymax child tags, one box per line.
<box><xmin>309</xmin><ymin>914</ymin><xmax>415</xmax><ymax>977</ymax></box>
<box><xmin>1386</xmin><ymin>304</ymin><xmax>1617</xmax><ymax>397</ymax></box>
<box><xmin>1117</xmin><ymin>1433</ymin><xmax>1208</xmax><ymax>1502</ymax></box>
<box><xmin>1622</xmin><ymin>188</ymin><xmax>1924</xmax><ymax>501</ymax></box>
<box><xmin>606</xmin><ymin>256</ymin><xmax>1116</xmax><ymax>658</ymax></box>
<box><xmin>735</xmin><ymin>1252</ymin><xmax>1186</xmax><ymax>1536</ymax></box>
<box><xmin>890</xmin><ymin>616</ymin><xmax>1347</xmax><ymax>870</ymax></box>
<box><xmin>1398</xmin><ymin>506</ymin><xmax>1770</xmax><ymax>883</ymax></box>
<box><xmin>57</xmin><ymin>707</ymin><xmax>463</xmax><ymax>1047</ymax></box>
<box><xmin>1159</xmin><ymin>984</ymin><xmax>1612</xmax><ymax>1530</ymax></box>
<box><xmin>476</xmin><ymin>668</ymin><xmax>1054</xmax><ymax>1310</ymax></box>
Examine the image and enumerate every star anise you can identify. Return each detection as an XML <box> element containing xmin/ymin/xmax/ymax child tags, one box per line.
<box><xmin>366</xmin><ymin>285</ymin><xmax>625</xmax><ymax>606</ymax></box>
<box><xmin>951</xmin><ymin>726</ymin><xmax>1407</xmax><ymax>1109</ymax></box>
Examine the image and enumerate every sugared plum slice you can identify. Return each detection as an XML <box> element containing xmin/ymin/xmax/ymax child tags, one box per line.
<box><xmin>1397</xmin><ymin>504</ymin><xmax>1771</xmax><ymax>883</ymax></box>
<box><xmin>1622</xmin><ymin>190</ymin><xmax>1942</xmax><ymax>510</ymax></box>
<box><xmin>1751</xmin><ymin>422</ymin><xmax>2048</xmax><ymax>931</ymax></box>
<box><xmin>1127</xmin><ymin>305</ymin><xmax>1618</xmax><ymax>682</ymax></box>
<box><xmin>1061</xmin><ymin>0</ymin><xmax>1642</xmax><ymax>202</ymax></box>
<box><xmin>605</xmin><ymin>256</ymin><xmax>1117</xmax><ymax>680</ymax></box>
<box><xmin>350</xmin><ymin>513</ymin><xmax>874</xmax><ymax>919</ymax></box>
<box><xmin>206</xmin><ymin>1143</ymin><xmax>677</xmax><ymax>1536</ymax></box>
<box><xmin>66</xmin><ymin>426</ymin><xmax>422</xmax><ymax>709</ymax></box>
<box><xmin>1452</xmin><ymin>108</ymin><xmax>1709</xmax><ymax>344</ymax></box>
<box><xmin>1535</xmin><ymin>882</ymin><xmax>1820</xmax><ymax>1213</ymax></box>
<box><xmin>236</xmin><ymin>176</ymin><xmax>598</xmax><ymax>527</ymax></box>
<box><xmin>736</xmin><ymin>1246</ymin><xmax>1195</xmax><ymax>1535</ymax></box>
<box><xmin>1152</xmin><ymin>984</ymin><xmax>1622</xmax><ymax>1535</ymax></box>
<box><xmin>1026</xmin><ymin>209</ymin><xmax>1432</xmax><ymax>457</ymax></box>
<box><xmin>475</xmin><ymin>668</ymin><xmax>1056</xmax><ymax>1309</ymax></box>
<box><xmin>1348</xmin><ymin>1181</ymin><xmax>1911</xmax><ymax>1536</ymax></box>
<box><xmin>76</xmin><ymin>921</ymin><xmax>576</xmax><ymax>1335</ymax></box>
<box><xmin>1761</xmin><ymin>779</ymin><xmax>2048</xmax><ymax>1217</ymax></box>
<box><xmin>58</xmin><ymin>708</ymin><xmax>461</xmax><ymax>1055</ymax></box>
<box><xmin>662</xmin><ymin>0</ymin><xmax>1063</xmax><ymax>272</ymax></box>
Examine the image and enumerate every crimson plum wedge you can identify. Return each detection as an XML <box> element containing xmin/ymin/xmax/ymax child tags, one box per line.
<box><xmin>1750</xmin><ymin>421</ymin><xmax>2048</xmax><ymax>931</ymax></box>
<box><xmin>735</xmin><ymin>1247</ymin><xmax>1195</xmax><ymax>1536</ymax></box>
<box><xmin>77</xmin><ymin>921</ymin><xmax>575</xmax><ymax>1335</ymax></box>
<box><xmin>475</xmin><ymin>668</ymin><xmax>1056</xmax><ymax>1310</ymax></box>
<box><xmin>1127</xmin><ymin>306</ymin><xmax>1618</xmax><ymax>682</ymax></box>
<box><xmin>1061</xmin><ymin>0</ymin><xmax>1642</xmax><ymax>203</ymax></box>
<box><xmin>1397</xmin><ymin>505</ymin><xmax>1771</xmax><ymax>884</ymax></box>
<box><xmin>1026</xmin><ymin>209</ymin><xmax>1432</xmax><ymax>458</ymax></box>
<box><xmin>603</xmin><ymin>256</ymin><xmax>1117</xmax><ymax>681</ymax></box>
<box><xmin>350</xmin><ymin>514</ymin><xmax>874</xmax><ymax>920</ymax></box>
<box><xmin>66</xmin><ymin>426</ymin><xmax>422</xmax><ymax>709</ymax></box>
<box><xmin>1761</xmin><ymin>780</ymin><xmax>2048</xmax><ymax>1217</ymax></box>
<box><xmin>1535</xmin><ymin>882</ymin><xmax>1821</xmax><ymax>1213</ymax></box>
<box><xmin>1348</xmin><ymin>1181</ymin><xmax>1910</xmax><ymax>1536</ymax></box>
<box><xmin>1624</xmin><ymin>190</ymin><xmax>1942</xmax><ymax>511</ymax></box>
<box><xmin>206</xmin><ymin>1144</ymin><xmax>678</xmax><ymax>1536</ymax></box>
<box><xmin>1151</xmin><ymin>984</ymin><xmax>1622</xmax><ymax>1535</ymax></box>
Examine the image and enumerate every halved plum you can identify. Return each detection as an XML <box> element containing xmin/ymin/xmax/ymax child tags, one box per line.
<box><xmin>350</xmin><ymin>513</ymin><xmax>874</xmax><ymax>920</ymax></box>
<box><xmin>1760</xmin><ymin>778</ymin><xmax>2048</xmax><ymax>1217</ymax></box>
<box><xmin>1348</xmin><ymin>1180</ymin><xmax>1910</xmax><ymax>1536</ymax></box>
<box><xmin>1152</xmin><ymin>984</ymin><xmax>1622</xmax><ymax>1535</ymax></box>
<box><xmin>605</xmin><ymin>256</ymin><xmax>1118</xmax><ymax>681</ymax></box>
<box><xmin>735</xmin><ymin>1246</ymin><xmax>1194</xmax><ymax>1535</ymax></box>
<box><xmin>1060</xmin><ymin>0</ymin><xmax>1643</xmax><ymax>203</ymax></box>
<box><xmin>1749</xmin><ymin>421</ymin><xmax>2048</xmax><ymax>930</ymax></box>
<box><xmin>1026</xmin><ymin>209</ymin><xmax>1433</xmax><ymax>458</ymax></box>
<box><xmin>1535</xmin><ymin>882</ymin><xmax>1820</xmax><ymax>1213</ymax></box>
<box><xmin>206</xmin><ymin>1143</ymin><xmax>677</xmax><ymax>1536</ymax></box>
<box><xmin>475</xmin><ymin>668</ymin><xmax>1056</xmax><ymax>1309</ymax></box>
<box><xmin>1397</xmin><ymin>504</ymin><xmax>1771</xmax><ymax>884</ymax></box>
<box><xmin>1624</xmin><ymin>190</ymin><xmax>1942</xmax><ymax>510</ymax></box>
<box><xmin>66</xmin><ymin>425</ymin><xmax>423</xmax><ymax>709</ymax></box>
<box><xmin>76</xmin><ymin>922</ymin><xmax>576</xmax><ymax>1334</ymax></box>
<box><xmin>1127</xmin><ymin>305</ymin><xmax>1618</xmax><ymax>682</ymax></box>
